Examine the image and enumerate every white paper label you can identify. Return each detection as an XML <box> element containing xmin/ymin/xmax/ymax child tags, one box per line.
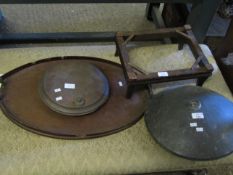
<box><xmin>158</xmin><ymin>72</ymin><xmax>169</xmax><ymax>77</ymax></box>
<box><xmin>64</xmin><ymin>83</ymin><xmax>75</xmax><ymax>89</ymax></box>
<box><xmin>118</xmin><ymin>81</ymin><xmax>123</xmax><ymax>87</ymax></box>
<box><xmin>54</xmin><ymin>88</ymin><xmax>61</xmax><ymax>93</ymax></box>
<box><xmin>190</xmin><ymin>122</ymin><xmax>197</xmax><ymax>127</ymax></box>
<box><xmin>196</xmin><ymin>127</ymin><xmax>204</xmax><ymax>132</ymax></box>
<box><xmin>192</xmin><ymin>112</ymin><xmax>204</xmax><ymax>119</ymax></box>
<box><xmin>56</xmin><ymin>96</ymin><xmax>63</xmax><ymax>101</ymax></box>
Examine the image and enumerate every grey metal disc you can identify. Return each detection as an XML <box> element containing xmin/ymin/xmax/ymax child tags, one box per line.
<box><xmin>39</xmin><ymin>62</ymin><xmax>109</xmax><ymax>116</ymax></box>
<box><xmin>145</xmin><ymin>86</ymin><xmax>233</xmax><ymax>160</ymax></box>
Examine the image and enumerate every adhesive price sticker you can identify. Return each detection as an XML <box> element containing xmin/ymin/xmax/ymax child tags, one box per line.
<box><xmin>158</xmin><ymin>72</ymin><xmax>169</xmax><ymax>77</ymax></box>
<box><xmin>192</xmin><ymin>112</ymin><xmax>204</xmax><ymax>119</ymax></box>
<box><xmin>64</xmin><ymin>83</ymin><xmax>76</xmax><ymax>89</ymax></box>
<box><xmin>54</xmin><ymin>88</ymin><xmax>62</xmax><ymax>93</ymax></box>
<box><xmin>118</xmin><ymin>81</ymin><xmax>123</xmax><ymax>87</ymax></box>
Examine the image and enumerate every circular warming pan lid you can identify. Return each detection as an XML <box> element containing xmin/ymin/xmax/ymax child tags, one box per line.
<box><xmin>0</xmin><ymin>56</ymin><xmax>148</xmax><ymax>139</ymax></box>
<box><xmin>145</xmin><ymin>86</ymin><xmax>233</xmax><ymax>160</ymax></box>
<box><xmin>39</xmin><ymin>62</ymin><xmax>109</xmax><ymax>116</ymax></box>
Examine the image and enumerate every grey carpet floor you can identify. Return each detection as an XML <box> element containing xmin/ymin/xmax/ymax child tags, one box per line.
<box><xmin>0</xmin><ymin>4</ymin><xmax>154</xmax><ymax>33</ymax></box>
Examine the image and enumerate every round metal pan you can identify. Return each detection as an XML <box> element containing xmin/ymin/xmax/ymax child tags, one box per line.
<box><xmin>0</xmin><ymin>56</ymin><xmax>148</xmax><ymax>139</ymax></box>
<box><xmin>145</xmin><ymin>86</ymin><xmax>233</xmax><ymax>160</ymax></box>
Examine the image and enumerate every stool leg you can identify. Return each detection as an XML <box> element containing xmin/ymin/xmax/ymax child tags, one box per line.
<box><xmin>197</xmin><ymin>77</ymin><xmax>209</xmax><ymax>86</ymax></box>
<box><xmin>187</xmin><ymin>0</ymin><xmax>222</xmax><ymax>42</ymax></box>
<box><xmin>115</xmin><ymin>46</ymin><xmax>119</xmax><ymax>57</ymax></box>
<box><xmin>146</xmin><ymin>3</ymin><xmax>160</xmax><ymax>21</ymax></box>
<box><xmin>214</xmin><ymin>18</ymin><xmax>233</xmax><ymax>61</ymax></box>
<box><xmin>126</xmin><ymin>85</ymin><xmax>134</xmax><ymax>99</ymax></box>
<box><xmin>0</xmin><ymin>9</ymin><xmax>3</xmax><ymax>23</ymax></box>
